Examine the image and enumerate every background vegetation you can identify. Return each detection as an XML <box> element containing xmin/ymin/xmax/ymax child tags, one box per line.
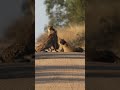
<box><xmin>36</xmin><ymin>0</ymin><xmax>85</xmax><ymax>49</ymax></box>
<box><xmin>0</xmin><ymin>0</ymin><xmax>34</xmax><ymax>53</ymax></box>
<box><xmin>44</xmin><ymin>0</ymin><xmax>85</xmax><ymax>26</ymax></box>
<box><xmin>86</xmin><ymin>0</ymin><xmax>120</xmax><ymax>62</ymax></box>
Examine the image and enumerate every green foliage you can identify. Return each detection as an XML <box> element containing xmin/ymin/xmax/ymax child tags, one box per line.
<box><xmin>44</xmin><ymin>0</ymin><xmax>85</xmax><ymax>26</ymax></box>
<box><xmin>65</xmin><ymin>0</ymin><xmax>85</xmax><ymax>23</ymax></box>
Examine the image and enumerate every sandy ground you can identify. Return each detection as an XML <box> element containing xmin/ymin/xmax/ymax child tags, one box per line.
<box><xmin>86</xmin><ymin>62</ymin><xmax>120</xmax><ymax>90</ymax></box>
<box><xmin>86</xmin><ymin>78</ymin><xmax>120</xmax><ymax>90</ymax></box>
<box><xmin>35</xmin><ymin>58</ymin><xmax>85</xmax><ymax>90</ymax></box>
<box><xmin>0</xmin><ymin>78</ymin><xmax>34</xmax><ymax>90</ymax></box>
<box><xmin>0</xmin><ymin>63</ymin><xmax>34</xmax><ymax>90</ymax></box>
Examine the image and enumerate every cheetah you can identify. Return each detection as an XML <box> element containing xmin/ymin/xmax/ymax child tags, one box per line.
<box><xmin>59</xmin><ymin>39</ymin><xmax>84</xmax><ymax>52</ymax></box>
<box><xmin>0</xmin><ymin>0</ymin><xmax>35</xmax><ymax>63</ymax></box>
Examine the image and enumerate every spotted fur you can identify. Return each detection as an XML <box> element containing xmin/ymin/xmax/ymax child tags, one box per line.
<box><xmin>0</xmin><ymin>0</ymin><xmax>35</xmax><ymax>63</ymax></box>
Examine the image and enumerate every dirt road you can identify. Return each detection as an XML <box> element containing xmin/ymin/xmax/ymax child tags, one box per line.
<box><xmin>0</xmin><ymin>63</ymin><xmax>34</xmax><ymax>90</ymax></box>
<box><xmin>86</xmin><ymin>62</ymin><xmax>120</xmax><ymax>90</ymax></box>
<box><xmin>35</xmin><ymin>52</ymin><xmax>85</xmax><ymax>90</ymax></box>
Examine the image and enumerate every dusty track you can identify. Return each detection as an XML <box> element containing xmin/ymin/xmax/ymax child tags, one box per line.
<box><xmin>1</xmin><ymin>52</ymin><xmax>119</xmax><ymax>90</ymax></box>
<box><xmin>0</xmin><ymin>62</ymin><xmax>34</xmax><ymax>90</ymax></box>
<box><xmin>35</xmin><ymin>52</ymin><xmax>85</xmax><ymax>90</ymax></box>
<box><xmin>86</xmin><ymin>62</ymin><xmax>120</xmax><ymax>90</ymax></box>
<box><xmin>35</xmin><ymin>52</ymin><xmax>120</xmax><ymax>90</ymax></box>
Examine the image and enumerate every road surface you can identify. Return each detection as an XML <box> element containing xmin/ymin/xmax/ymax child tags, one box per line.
<box><xmin>0</xmin><ymin>52</ymin><xmax>120</xmax><ymax>90</ymax></box>
<box><xmin>35</xmin><ymin>52</ymin><xmax>85</xmax><ymax>90</ymax></box>
<box><xmin>35</xmin><ymin>52</ymin><xmax>120</xmax><ymax>90</ymax></box>
<box><xmin>86</xmin><ymin>62</ymin><xmax>120</xmax><ymax>90</ymax></box>
<box><xmin>0</xmin><ymin>63</ymin><xmax>34</xmax><ymax>90</ymax></box>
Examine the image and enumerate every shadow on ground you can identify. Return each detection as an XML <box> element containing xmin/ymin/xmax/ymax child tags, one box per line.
<box><xmin>0</xmin><ymin>63</ymin><xmax>34</xmax><ymax>79</ymax></box>
<box><xmin>35</xmin><ymin>65</ymin><xmax>85</xmax><ymax>84</ymax></box>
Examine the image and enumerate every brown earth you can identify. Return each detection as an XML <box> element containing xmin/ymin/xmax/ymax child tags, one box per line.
<box><xmin>35</xmin><ymin>58</ymin><xmax>85</xmax><ymax>90</ymax></box>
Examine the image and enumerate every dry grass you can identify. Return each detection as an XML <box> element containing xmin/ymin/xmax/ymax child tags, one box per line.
<box><xmin>57</xmin><ymin>24</ymin><xmax>85</xmax><ymax>48</ymax></box>
<box><xmin>36</xmin><ymin>33</ymin><xmax>48</xmax><ymax>45</ymax></box>
<box><xmin>57</xmin><ymin>24</ymin><xmax>85</xmax><ymax>42</ymax></box>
